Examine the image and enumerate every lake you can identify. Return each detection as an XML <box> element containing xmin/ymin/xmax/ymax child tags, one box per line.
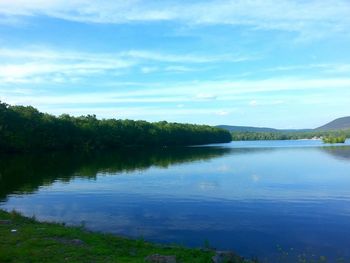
<box><xmin>1</xmin><ymin>140</ymin><xmax>350</xmax><ymax>262</ymax></box>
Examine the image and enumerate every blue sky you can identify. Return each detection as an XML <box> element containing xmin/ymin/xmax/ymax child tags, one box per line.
<box><xmin>0</xmin><ymin>0</ymin><xmax>350</xmax><ymax>128</ymax></box>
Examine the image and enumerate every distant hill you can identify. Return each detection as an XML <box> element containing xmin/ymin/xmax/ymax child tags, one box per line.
<box><xmin>216</xmin><ymin>125</ymin><xmax>278</xmax><ymax>132</ymax></box>
<box><xmin>316</xmin><ymin>116</ymin><xmax>350</xmax><ymax>131</ymax></box>
<box><xmin>216</xmin><ymin>125</ymin><xmax>311</xmax><ymax>133</ymax></box>
<box><xmin>217</xmin><ymin>116</ymin><xmax>350</xmax><ymax>133</ymax></box>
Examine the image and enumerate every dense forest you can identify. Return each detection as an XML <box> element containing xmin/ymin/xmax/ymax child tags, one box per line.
<box><xmin>0</xmin><ymin>101</ymin><xmax>231</xmax><ymax>152</ymax></box>
<box><xmin>231</xmin><ymin>130</ymin><xmax>350</xmax><ymax>141</ymax></box>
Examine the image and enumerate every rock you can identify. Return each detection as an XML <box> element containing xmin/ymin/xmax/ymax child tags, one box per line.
<box><xmin>129</xmin><ymin>248</ymin><xmax>137</xmax><ymax>256</ymax></box>
<box><xmin>70</xmin><ymin>239</ymin><xmax>84</xmax><ymax>246</ymax></box>
<box><xmin>47</xmin><ymin>237</ymin><xmax>85</xmax><ymax>246</ymax></box>
<box><xmin>200</xmin><ymin>248</ymin><xmax>215</xmax><ymax>252</ymax></box>
<box><xmin>212</xmin><ymin>251</ymin><xmax>242</xmax><ymax>263</ymax></box>
<box><xmin>145</xmin><ymin>254</ymin><xmax>177</xmax><ymax>263</ymax></box>
<box><xmin>0</xmin><ymin>220</ymin><xmax>11</xmax><ymax>225</ymax></box>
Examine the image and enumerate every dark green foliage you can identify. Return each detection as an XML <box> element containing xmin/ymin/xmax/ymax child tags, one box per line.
<box><xmin>0</xmin><ymin>101</ymin><xmax>231</xmax><ymax>152</ymax></box>
<box><xmin>322</xmin><ymin>136</ymin><xmax>346</xmax><ymax>144</ymax></box>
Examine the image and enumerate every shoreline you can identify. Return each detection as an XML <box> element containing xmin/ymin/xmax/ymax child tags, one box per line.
<box><xmin>0</xmin><ymin>209</ymin><xmax>251</xmax><ymax>263</ymax></box>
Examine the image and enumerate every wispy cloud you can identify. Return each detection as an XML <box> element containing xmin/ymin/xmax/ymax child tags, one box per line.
<box><xmin>1</xmin><ymin>0</ymin><xmax>349</xmax><ymax>38</ymax></box>
<box><xmin>3</xmin><ymin>77</ymin><xmax>350</xmax><ymax>106</ymax></box>
<box><xmin>36</xmin><ymin>106</ymin><xmax>236</xmax><ymax>121</ymax></box>
<box><xmin>2</xmin><ymin>76</ymin><xmax>350</xmax><ymax>126</ymax></box>
<box><xmin>263</xmin><ymin>63</ymin><xmax>350</xmax><ymax>74</ymax></box>
<box><xmin>216</xmin><ymin>110</ymin><xmax>230</xmax><ymax>116</ymax></box>
<box><xmin>122</xmin><ymin>50</ymin><xmax>247</xmax><ymax>63</ymax></box>
<box><xmin>248</xmin><ymin>100</ymin><xmax>284</xmax><ymax>107</ymax></box>
<box><xmin>1</xmin><ymin>2</ymin><xmax>349</xmax><ymax>127</ymax></box>
<box><xmin>323</xmin><ymin>64</ymin><xmax>350</xmax><ymax>74</ymax></box>
<box><xmin>0</xmin><ymin>61</ymin><xmax>132</xmax><ymax>83</ymax></box>
<box><xmin>140</xmin><ymin>66</ymin><xmax>158</xmax><ymax>74</ymax></box>
<box><xmin>195</xmin><ymin>93</ymin><xmax>217</xmax><ymax>101</ymax></box>
<box><xmin>164</xmin><ymin>66</ymin><xmax>195</xmax><ymax>72</ymax></box>
<box><xmin>0</xmin><ymin>48</ymin><xmax>134</xmax><ymax>83</ymax></box>
<box><xmin>0</xmin><ymin>47</ymin><xmax>251</xmax><ymax>83</ymax></box>
<box><xmin>173</xmin><ymin>78</ymin><xmax>350</xmax><ymax>98</ymax></box>
<box><xmin>249</xmin><ymin>100</ymin><xmax>257</xmax><ymax>107</ymax></box>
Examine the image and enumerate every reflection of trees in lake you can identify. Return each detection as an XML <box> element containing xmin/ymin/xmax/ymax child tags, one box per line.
<box><xmin>319</xmin><ymin>146</ymin><xmax>350</xmax><ymax>161</ymax></box>
<box><xmin>3</xmin><ymin>145</ymin><xmax>347</xmax><ymax>202</ymax></box>
<box><xmin>0</xmin><ymin>147</ymin><xmax>231</xmax><ymax>200</ymax></box>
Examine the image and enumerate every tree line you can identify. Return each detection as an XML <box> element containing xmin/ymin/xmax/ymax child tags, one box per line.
<box><xmin>0</xmin><ymin>101</ymin><xmax>232</xmax><ymax>153</ymax></box>
<box><xmin>231</xmin><ymin>130</ymin><xmax>350</xmax><ymax>141</ymax></box>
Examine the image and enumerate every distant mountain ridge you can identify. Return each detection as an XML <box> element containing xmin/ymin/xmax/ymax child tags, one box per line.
<box><xmin>217</xmin><ymin>116</ymin><xmax>350</xmax><ymax>133</ymax></box>
<box><xmin>216</xmin><ymin>125</ymin><xmax>278</xmax><ymax>133</ymax></box>
<box><xmin>316</xmin><ymin>116</ymin><xmax>350</xmax><ymax>131</ymax></box>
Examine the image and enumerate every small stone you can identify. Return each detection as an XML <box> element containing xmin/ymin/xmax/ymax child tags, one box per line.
<box><xmin>0</xmin><ymin>220</ymin><xmax>11</xmax><ymax>225</ymax></box>
<box><xmin>11</xmin><ymin>229</ymin><xmax>17</xmax><ymax>233</ymax></box>
<box><xmin>212</xmin><ymin>251</ymin><xmax>242</xmax><ymax>263</ymax></box>
<box><xmin>145</xmin><ymin>254</ymin><xmax>177</xmax><ymax>263</ymax></box>
<box><xmin>70</xmin><ymin>239</ymin><xmax>84</xmax><ymax>246</ymax></box>
<box><xmin>200</xmin><ymin>248</ymin><xmax>215</xmax><ymax>252</ymax></box>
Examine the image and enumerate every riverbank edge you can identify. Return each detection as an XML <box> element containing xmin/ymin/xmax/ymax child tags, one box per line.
<box><xmin>0</xmin><ymin>209</ymin><xmax>252</xmax><ymax>263</ymax></box>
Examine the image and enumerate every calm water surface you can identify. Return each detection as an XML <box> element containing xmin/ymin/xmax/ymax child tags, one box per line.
<box><xmin>1</xmin><ymin>140</ymin><xmax>350</xmax><ymax>262</ymax></box>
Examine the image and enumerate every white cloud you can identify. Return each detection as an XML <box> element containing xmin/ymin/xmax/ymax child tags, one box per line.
<box><xmin>195</xmin><ymin>93</ymin><xmax>217</xmax><ymax>100</ymax></box>
<box><xmin>2</xmin><ymin>76</ymin><xmax>350</xmax><ymax>124</ymax></box>
<box><xmin>216</xmin><ymin>110</ymin><xmax>230</xmax><ymax>116</ymax></box>
<box><xmin>31</xmin><ymin>105</ymin><xmax>235</xmax><ymax>120</ymax></box>
<box><xmin>0</xmin><ymin>0</ymin><xmax>349</xmax><ymax>38</ymax></box>
<box><xmin>324</xmin><ymin>64</ymin><xmax>350</xmax><ymax>74</ymax></box>
<box><xmin>0</xmin><ymin>61</ymin><xmax>130</xmax><ymax>79</ymax></box>
<box><xmin>122</xmin><ymin>50</ymin><xmax>249</xmax><ymax>63</ymax></box>
<box><xmin>184</xmin><ymin>78</ymin><xmax>350</xmax><ymax>97</ymax></box>
<box><xmin>0</xmin><ymin>48</ymin><xmax>135</xmax><ymax>83</ymax></box>
<box><xmin>248</xmin><ymin>99</ymin><xmax>284</xmax><ymax>107</ymax></box>
<box><xmin>3</xmin><ymin>77</ymin><xmax>350</xmax><ymax>107</ymax></box>
<box><xmin>249</xmin><ymin>100</ymin><xmax>257</xmax><ymax>106</ymax></box>
<box><xmin>0</xmin><ymin>47</ymin><xmax>251</xmax><ymax>83</ymax></box>
<box><xmin>140</xmin><ymin>66</ymin><xmax>158</xmax><ymax>74</ymax></box>
<box><xmin>0</xmin><ymin>92</ymin><xmax>189</xmax><ymax>105</ymax></box>
<box><xmin>263</xmin><ymin>63</ymin><xmax>350</xmax><ymax>74</ymax></box>
<box><xmin>165</xmin><ymin>66</ymin><xmax>194</xmax><ymax>72</ymax></box>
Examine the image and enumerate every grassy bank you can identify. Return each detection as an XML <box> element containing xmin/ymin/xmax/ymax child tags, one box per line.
<box><xmin>0</xmin><ymin>209</ymin><xmax>250</xmax><ymax>263</ymax></box>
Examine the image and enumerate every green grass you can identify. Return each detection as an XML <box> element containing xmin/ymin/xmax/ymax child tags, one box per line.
<box><xmin>0</xmin><ymin>209</ymin><xmax>250</xmax><ymax>263</ymax></box>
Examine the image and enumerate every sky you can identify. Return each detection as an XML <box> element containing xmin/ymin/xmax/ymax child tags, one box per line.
<box><xmin>0</xmin><ymin>0</ymin><xmax>350</xmax><ymax>129</ymax></box>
